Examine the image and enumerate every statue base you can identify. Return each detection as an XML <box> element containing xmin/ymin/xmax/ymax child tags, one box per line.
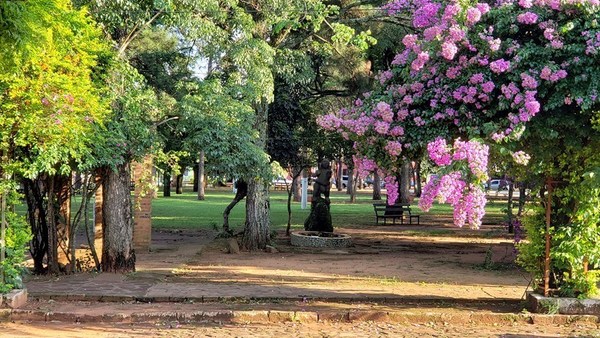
<box><xmin>304</xmin><ymin>197</ymin><xmax>333</xmax><ymax>232</ymax></box>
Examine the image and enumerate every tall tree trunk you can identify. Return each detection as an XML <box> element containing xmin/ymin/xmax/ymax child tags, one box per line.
<box><xmin>414</xmin><ymin>161</ymin><xmax>422</xmax><ymax>197</ymax></box>
<box><xmin>223</xmin><ymin>180</ymin><xmax>247</xmax><ymax>234</ymax></box>
<box><xmin>56</xmin><ymin>174</ymin><xmax>72</xmax><ymax>270</ymax></box>
<box><xmin>518</xmin><ymin>186</ymin><xmax>526</xmax><ymax>216</ymax></box>
<box><xmin>242</xmin><ymin>178</ymin><xmax>270</xmax><ymax>250</ymax></box>
<box><xmin>347</xmin><ymin>168</ymin><xmax>358</xmax><ymax>203</ymax></box>
<box><xmin>286</xmin><ymin>169</ymin><xmax>303</xmax><ymax>236</ymax></box>
<box><xmin>46</xmin><ymin>175</ymin><xmax>59</xmax><ymax>274</ymax></box>
<box><xmin>336</xmin><ymin>159</ymin><xmax>343</xmax><ymax>191</ymax></box>
<box><xmin>101</xmin><ymin>163</ymin><xmax>135</xmax><ymax>273</ymax></box>
<box><xmin>507</xmin><ymin>181</ymin><xmax>515</xmax><ymax>233</ymax></box>
<box><xmin>198</xmin><ymin>151</ymin><xmax>205</xmax><ymax>200</ymax></box>
<box><xmin>163</xmin><ymin>172</ymin><xmax>171</xmax><ymax>197</ymax></box>
<box><xmin>23</xmin><ymin>177</ymin><xmax>48</xmax><ymax>274</ymax></box>
<box><xmin>399</xmin><ymin>162</ymin><xmax>411</xmax><ymax>204</ymax></box>
<box><xmin>192</xmin><ymin>163</ymin><xmax>199</xmax><ymax>192</ymax></box>
<box><xmin>242</xmin><ymin>99</ymin><xmax>270</xmax><ymax>251</ymax></box>
<box><xmin>346</xmin><ymin>170</ymin><xmax>353</xmax><ymax>195</ymax></box>
<box><xmin>373</xmin><ymin>171</ymin><xmax>382</xmax><ymax>200</ymax></box>
<box><xmin>292</xmin><ymin>174</ymin><xmax>301</xmax><ymax>202</ymax></box>
<box><xmin>175</xmin><ymin>171</ymin><xmax>184</xmax><ymax>194</ymax></box>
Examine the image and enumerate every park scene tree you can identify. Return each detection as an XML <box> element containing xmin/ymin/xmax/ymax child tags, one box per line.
<box><xmin>0</xmin><ymin>0</ymin><xmax>600</xmax><ymax>335</ymax></box>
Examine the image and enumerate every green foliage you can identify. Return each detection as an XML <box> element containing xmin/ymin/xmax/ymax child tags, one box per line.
<box><xmin>538</xmin><ymin>299</ymin><xmax>560</xmax><ymax>315</ymax></box>
<box><xmin>81</xmin><ymin>60</ymin><xmax>165</xmax><ymax>172</ymax></box>
<box><xmin>518</xmin><ymin>169</ymin><xmax>600</xmax><ymax>297</ymax></box>
<box><xmin>0</xmin><ymin>0</ymin><xmax>109</xmax><ymax>178</ymax></box>
<box><xmin>0</xmin><ymin>183</ymin><xmax>32</xmax><ymax>293</ymax></box>
<box><xmin>516</xmin><ymin>209</ymin><xmax>547</xmax><ymax>281</ymax></box>
<box><xmin>179</xmin><ymin>80</ymin><xmax>272</xmax><ymax>180</ymax></box>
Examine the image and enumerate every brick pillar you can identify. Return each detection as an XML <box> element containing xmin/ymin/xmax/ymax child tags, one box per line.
<box><xmin>132</xmin><ymin>156</ymin><xmax>153</xmax><ymax>252</ymax></box>
<box><xmin>94</xmin><ymin>180</ymin><xmax>103</xmax><ymax>261</ymax></box>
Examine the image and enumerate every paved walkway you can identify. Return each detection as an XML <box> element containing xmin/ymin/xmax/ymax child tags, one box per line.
<box><xmin>13</xmin><ymin>229</ymin><xmax>600</xmax><ymax>332</ymax></box>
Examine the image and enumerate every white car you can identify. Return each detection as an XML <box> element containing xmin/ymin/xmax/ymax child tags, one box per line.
<box><xmin>337</xmin><ymin>175</ymin><xmax>368</xmax><ymax>189</ymax></box>
<box><xmin>486</xmin><ymin>179</ymin><xmax>510</xmax><ymax>190</ymax></box>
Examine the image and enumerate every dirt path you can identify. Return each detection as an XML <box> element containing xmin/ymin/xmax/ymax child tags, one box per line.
<box><xmin>3</xmin><ymin>320</ymin><xmax>598</xmax><ymax>338</ymax></box>
<box><xmin>164</xmin><ymin>224</ymin><xmax>529</xmax><ymax>301</ymax></box>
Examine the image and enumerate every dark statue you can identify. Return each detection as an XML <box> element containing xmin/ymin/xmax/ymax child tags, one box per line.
<box><xmin>304</xmin><ymin>160</ymin><xmax>333</xmax><ymax>232</ymax></box>
<box><xmin>312</xmin><ymin>160</ymin><xmax>332</xmax><ymax>206</ymax></box>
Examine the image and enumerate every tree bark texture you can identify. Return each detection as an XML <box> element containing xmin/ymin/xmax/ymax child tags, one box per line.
<box><xmin>399</xmin><ymin>162</ymin><xmax>411</xmax><ymax>204</ymax></box>
<box><xmin>414</xmin><ymin>161</ymin><xmax>422</xmax><ymax>197</ymax></box>
<box><xmin>242</xmin><ymin>178</ymin><xmax>270</xmax><ymax>250</ymax></box>
<box><xmin>23</xmin><ymin>177</ymin><xmax>48</xmax><ymax>274</ymax></box>
<box><xmin>162</xmin><ymin>172</ymin><xmax>171</xmax><ymax>197</ymax></box>
<box><xmin>175</xmin><ymin>172</ymin><xmax>183</xmax><ymax>194</ymax></box>
<box><xmin>56</xmin><ymin>175</ymin><xmax>71</xmax><ymax>268</ymax></box>
<box><xmin>507</xmin><ymin>182</ymin><xmax>515</xmax><ymax>233</ymax></box>
<box><xmin>349</xmin><ymin>170</ymin><xmax>357</xmax><ymax>203</ymax></box>
<box><xmin>242</xmin><ymin>98</ymin><xmax>270</xmax><ymax>251</ymax></box>
<box><xmin>292</xmin><ymin>175</ymin><xmax>301</xmax><ymax>202</ymax></box>
<box><xmin>286</xmin><ymin>168</ymin><xmax>303</xmax><ymax>236</ymax></box>
<box><xmin>198</xmin><ymin>151</ymin><xmax>205</xmax><ymax>200</ymax></box>
<box><xmin>23</xmin><ymin>174</ymin><xmax>70</xmax><ymax>274</ymax></box>
<box><xmin>518</xmin><ymin>186</ymin><xmax>526</xmax><ymax>216</ymax></box>
<box><xmin>101</xmin><ymin>163</ymin><xmax>135</xmax><ymax>273</ymax></box>
<box><xmin>192</xmin><ymin>163</ymin><xmax>199</xmax><ymax>192</ymax></box>
<box><xmin>373</xmin><ymin>171</ymin><xmax>381</xmax><ymax>200</ymax></box>
<box><xmin>336</xmin><ymin>159</ymin><xmax>343</xmax><ymax>191</ymax></box>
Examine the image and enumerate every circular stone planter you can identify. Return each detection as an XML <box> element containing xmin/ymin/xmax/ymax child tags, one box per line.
<box><xmin>290</xmin><ymin>231</ymin><xmax>352</xmax><ymax>248</ymax></box>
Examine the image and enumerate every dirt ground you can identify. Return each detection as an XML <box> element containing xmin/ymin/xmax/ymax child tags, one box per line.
<box><xmin>3</xmin><ymin>320</ymin><xmax>600</xmax><ymax>338</ymax></box>
<box><xmin>142</xmin><ymin>217</ymin><xmax>530</xmax><ymax>302</ymax></box>
<box><xmin>18</xmin><ymin>214</ymin><xmax>570</xmax><ymax>337</ymax></box>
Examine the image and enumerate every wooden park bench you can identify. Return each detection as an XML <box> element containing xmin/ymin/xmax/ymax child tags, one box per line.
<box><xmin>272</xmin><ymin>182</ymin><xmax>288</xmax><ymax>191</ymax></box>
<box><xmin>373</xmin><ymin>203</ymin><xmax>420</xmax><ymax>225</ymax></box>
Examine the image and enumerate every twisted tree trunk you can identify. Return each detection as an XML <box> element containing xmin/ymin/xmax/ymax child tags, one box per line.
<box><xmin>223</xmin><ymin>180</ymin><xmax>247</xmax><ymax>234</ymax></box>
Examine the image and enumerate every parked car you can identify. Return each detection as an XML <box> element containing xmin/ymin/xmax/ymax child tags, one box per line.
<box><xmin>334</xmin><ymin>175</ymin><xmax>368</xmax><ymax>189</ymax></box>
<box><xmin>485</xmin><ymin>179</ymin><xmax>511</xmax><ymax>191</ymax></box>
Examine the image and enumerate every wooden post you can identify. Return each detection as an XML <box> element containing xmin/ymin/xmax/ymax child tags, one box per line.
<box><xmin>544</xmin><ymin>178</ymin><xmax>553</xmax><ymax>297</ymax></box>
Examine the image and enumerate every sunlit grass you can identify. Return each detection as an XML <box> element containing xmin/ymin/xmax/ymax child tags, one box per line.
<box><xmin>15</xmin><ymin>186</ymin><xmax>507</xmax><ymax>232</ymax></box>
<box><xmin>151</xmin><ymin>188</ymin><xmax>506</xmax><ymax>231</ymax></box>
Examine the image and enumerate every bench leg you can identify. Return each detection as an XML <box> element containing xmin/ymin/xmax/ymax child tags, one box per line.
<box><xmin>409</xmin><ymin>215</ymin><xmax>420</xmax><ymax>225</ymax></box>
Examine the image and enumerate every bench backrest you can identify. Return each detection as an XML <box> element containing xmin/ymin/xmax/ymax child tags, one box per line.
<box><xmin>373</xmin><ymin>203</ymin><xmax>411</xmax><ymax>216</ymax></box>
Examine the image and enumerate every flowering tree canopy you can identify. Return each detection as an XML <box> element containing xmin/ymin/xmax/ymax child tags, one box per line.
<box><xmin>319</xmin><ymin>0</ymin><xmax>600</xmax><ymax>230</ymax></box>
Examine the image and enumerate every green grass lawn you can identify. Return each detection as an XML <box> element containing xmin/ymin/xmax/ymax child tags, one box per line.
<box><xmin>14</xmin><ymin>187</ymin><xmax>507</xmax><ymax>232</ymax></box>
<box><xmin>151</xmin><ymin>188</ymin><xmax>506</xmax><ymax>231</ymax></box>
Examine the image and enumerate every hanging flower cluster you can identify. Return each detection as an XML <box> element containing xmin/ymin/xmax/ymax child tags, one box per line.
<box><xmin>319</xmin><ymin>0</ymin><xmax>600</xmax><ymax>227</ymax></box>
<box><xmin>419</xmin><ymin>138</ymin><xmax>489</xmax><ymax>228</ymax></box>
